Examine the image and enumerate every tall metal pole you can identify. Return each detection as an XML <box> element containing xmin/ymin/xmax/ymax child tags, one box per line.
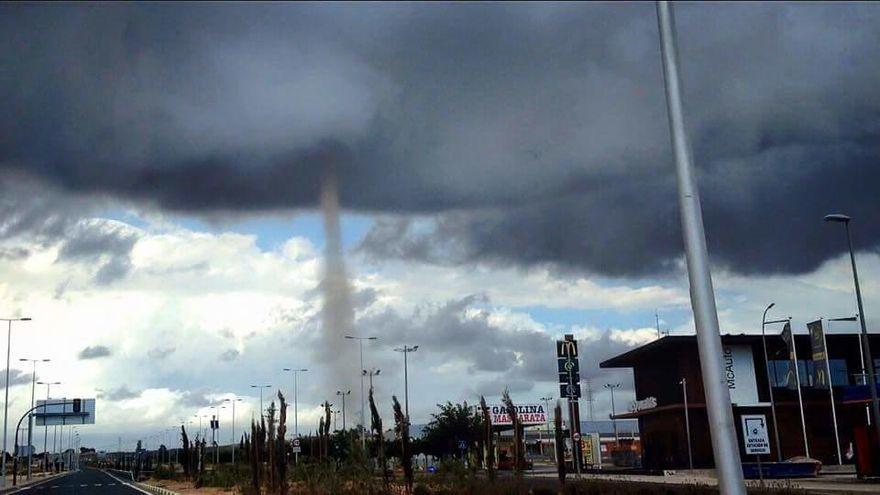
<box><xmin>761</xmin><ymin>305</ymin><xmax>784</xmax><ymax>461</ymax></box>
<box><xmin>394</xmin><ymin>346</ymin><xmax>419</xmax><ymax>422</ymax></box>
<box><xmin>789</xmin><ymin>333</ymin><xmax>810</xmax><ymax>458</ymax></box>
<box><xmin>2</xmin><ymin>321</ymin><xmax>11</xmax><ymax>486</ymax></box>
<box><xmin>820</xmin><ymin>319</ymin><xmax>842</xmax><ymax>465</ymax></box>
<box><xmin>358</xmin><ymin>340</ymin><xmax>365</xmax><ymax>447</ymax></box>
<box><xmin>681</xmin><ymin>378</ymin><xmax>693</xmax><ymax>469</ymax></box>
<box><xmin>605</xmin><ymin>384</ymin><xmax>620</xmax><ymax>445</ymax></box>
<box><xmin>831</xmin><ymin>217</ymin><xmax>880</xmax><ymax>453</ymax></box>
<box><xmin>655</xmin><ymin>3</ymin><xmax>745</xmax><ymax>493</ymax></box>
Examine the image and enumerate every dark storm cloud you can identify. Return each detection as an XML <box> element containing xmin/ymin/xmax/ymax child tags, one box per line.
<box><xmin>78</xmin><ymin>345</ymin><xmax>112</xmax><ymax>360</ymax></box>
<box><xmin>2</xmin><ymin>3</ymin><xmax>879</xmax><ymax>276</ymax></box>
<box><xmin>0</xmin><ymin>177</ymin><xmax>137</xmax><ymax>282</ymax></box>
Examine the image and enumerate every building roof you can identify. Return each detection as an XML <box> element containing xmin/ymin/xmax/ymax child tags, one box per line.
<box><xmin>599</xmin><ymin>331</ymin><xmax>873</xmax><ymax>369</ymax></box>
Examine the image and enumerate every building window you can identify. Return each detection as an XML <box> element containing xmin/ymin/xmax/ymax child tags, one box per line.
<box><xmin>770</xmin><ymin>359</ymin><xmax>841</xmax><ymax>388</ymax></box>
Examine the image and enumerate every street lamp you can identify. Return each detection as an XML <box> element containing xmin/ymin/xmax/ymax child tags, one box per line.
<box><xmin>393</xmin><ymin>345</ymin><xmax>418</xmax><ymax>421</ymax></box>
<box><xmin>336</xmin><ymin>390</ymin><xmax>351</xmax><ymax>431</ymax></box>
<box><xmin>223</xmin><ymin>398</ymin><xmax>243</xmax><ymax>465</ymax></box>
<box><xmin>0</xmin><ymin>316</ymin><xmax>31</xmax><ymax>487</ymax></box>
<box><xmin>679</xmin><ymin>378</ymin><xmax>693</xmax><ymax>469</ymax></box>
<box><xmin>604</xmin><ymin>383</ymin><xmax>620</xmax><ymax>445</ymax></box>
<box><xmin>824</xmin><ymin>213</ymin><xmax>880</xmax><ymax>452</ymax></box>
<box><xmin>540</xmin><ymin>396</ymin><xmax>553</xmax><ymax>458</ymax></box>
<box><xmin>345</xmin><ymin>335</ymin><xmax>377</xmax><ymax>449</ymax></box>
<box><xmin>19</xmin><ymin>358</ymin><xmax>49</xmax><ymax>480</ymax></box>
<box><xmin>282</xmin><ymin>368</ymin><xmax>308</xmax><ymax>439</ymax></box>
<box><xmin>250</xmin><ymin>385</ymin><xmax>272</xmax><ymax>420</ymax></box>
<box><xmin>656</xmin><ymin>4</ymin><xmax>745</xmax><ymax>494</ymax></box>
<box><xmin>362</xmin><ymin>368</ymin><xmax>381</xmax><ymax>391</ymax></box>
<box><xmin>37</xmin><ymin>381</ymin><xmax>59</xmax><ymax>472</ymax></box>
<box><xmin>760</xmin><ymin>304</ymin><xmax>789</xmax><ymax>462</ymax></box>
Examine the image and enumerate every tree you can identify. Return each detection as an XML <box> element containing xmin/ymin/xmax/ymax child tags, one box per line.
<box><xmin>393</xmin><ymin>396</ymin><xmax>413</xmax><ymax>495</ymax></box>
<box><xmin>480</xmin><ymin>395</ymin><xmax>495</xmax><ymax>481</ymax></box>
<box><xmin>420</xmin><ymin>401</ymin><xmax>482</xmax><ymax>459</ymax></box>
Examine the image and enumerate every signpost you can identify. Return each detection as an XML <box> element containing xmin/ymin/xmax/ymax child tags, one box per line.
<box><xmin>486</xmin><ymin>404</ymin><xmax>547</xmax><ymax>426</ymax></box>
<box><xmin>557</xmin><ymin>334</ymin><xmax>583</xmax><ymax>473</ymax></box>
<box><xmin>741</xmin><ymin>414</ymin><xmax>770</xmax><ymax>482</ymax></box>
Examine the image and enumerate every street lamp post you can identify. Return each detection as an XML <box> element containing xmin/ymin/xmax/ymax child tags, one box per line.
<box><xmin>761</xmin><ymin>304</ymin><xmax>788</xmax><ymax>461</ymax></box>
<box><xmin>828</xmin><ymin>316</ymin><xmax>867</xmax><ymax>424</ymax></box>
<box><xmin>345</xmin><ymin>335</ymin><xmax>377</xmax><ymax>449</ymax></box>
<box><xmin>223</xmin><ymin>398</ymin><xmax>243</xmax><ymax>465</ymax></box>
<box><xmin>37</xmin><ymin>381</ymin><xmax>59</xmax><ymax>473</ymax></box>
<box><xmin>604</xmin><ymin>384</ymin><xmax>620</xmax><ymax>445</ymax></box>
<box><xmin>680</xmin><ymin>378</ymin><xmax>693</xmax><ymax>469</ymax></box>
<box><xmin>393</xmin><ymin>345</ymin><xmax>419</xmax><ymax>421</ymax></box>
<box><xmin>20</xmin><ymin>358</ymin><xmax>49</xmax><ymax>480</ymax></box>
<box><xmin>825</xmin><ymin>213</ymin><xmax>880</xmax><ymax>454</ymax></box>
<box><xmin>0</xmin><ymin>317</ymin><xmax>31</xmax><ymax>487</ymax></box>
<box><xmin>250</xmin><ymin>385</ymin><xmax>272</xmax><ymax>421</ymax></box>
<box><xmin>282</xmin><ymin>368</ymin><xmax>308</xmax><ymax>439</ymax></box>
<box><xmin>540</xmin><ymin>396</ymin><xmax>553</xmax><ymax>458</ymax></box>
<box><xmin>212</xmin><ymin>404</ymin><xmax>225</xmax><ymax>464</ymax></box>
<box><xmin>656</xmin><ymin>3</ymin><xmax>746</xmax><ymax>494</ymax></box>
<box><xmin>336</xmin><ymin>390</ymin><xmax>351</xmax><ymax>431</ymax></box>
<box><xmin>362</xmin><ymin>368</ymin><xmax>381</xmax><ymax>392</ymax></box>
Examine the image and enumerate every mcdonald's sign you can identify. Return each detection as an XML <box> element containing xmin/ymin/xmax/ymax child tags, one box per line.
<box><xmin>556</xmin><ymin>337</ymin><xmax>578</xmax><ymax>358</ymax></box>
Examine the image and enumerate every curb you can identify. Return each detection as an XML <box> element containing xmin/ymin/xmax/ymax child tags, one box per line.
<box><xmin>102</xmin><ymin>470</ymin><xmax>180</xmax><ymax>495</ymax></box>
<box><xmin>133</xmin><ymin>481</ymin><xmax>180</xmax><ymax>495</ymax></box>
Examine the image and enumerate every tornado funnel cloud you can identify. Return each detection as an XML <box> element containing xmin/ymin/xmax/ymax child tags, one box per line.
<box><xmin>318</xmin><ymin>166</ymin><xmax>357</xmax><ymax>401</ymax></box>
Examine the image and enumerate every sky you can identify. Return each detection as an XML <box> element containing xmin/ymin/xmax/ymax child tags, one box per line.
<box><xmin>0</xmin><ymin>2</ymin><xmax>878</xmax><ymax>452</ymax></box>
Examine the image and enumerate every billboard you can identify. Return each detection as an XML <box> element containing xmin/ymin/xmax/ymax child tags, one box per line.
<box><xmin>487</xmin><ymin>404</ymin><xmax>547</xmax><ymax>426</ymax></box>
<box><xmin>34</xmin><ymin>398</ymin><xmax>96</xmax><ymax>426</ymax></box>
<box><xmin>721</xmin><ymin>345</ymin><xmax>759</xmax><ymax>406</ymax></box>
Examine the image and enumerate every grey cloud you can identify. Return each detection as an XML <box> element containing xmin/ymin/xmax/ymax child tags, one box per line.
<box><xmin>147</xmin><ymin>346</ymin><xmax>176</xmax><ymax>360</ymax></box>
<box><xmin>78</xmin><ymin>345</ymin><xmax>112</xmax><ymax>360</ymax></box>
<box><xmin>57</xmin><ymin>222</ymin><xmax>139</xmax><ymax>284</ymax></box>
<box><xmin>2</xmin><ymin>3</ymin><xmax>879</xmax><ymax>276</ymax></box>
<box><xmin>98</xmin><ymin>385</ymin><xmax>140</xmax><ymax>401</ymax></box>
<box><xmin>354</xmin><ymin>294</ymin><xmax>639</xmax><ymax>392</ymax></box>
<box><xmin>0</xmin><ymin>179</ymin><xmax>136</xmax><ymax>283</ymax></box>
<box><xmin>219</xmin><ymin>349</ymin><xmax>239</xmax><ymax>362</ymax></box>
<box><xmin>181</xmin><ymin>389</ymin><xmax>213</xmax><ymax>408</ymax></box>
<box><xmin>0</xmin><ymin>368</ymin><xmax>33</xmax><ymax>388</ymax></box>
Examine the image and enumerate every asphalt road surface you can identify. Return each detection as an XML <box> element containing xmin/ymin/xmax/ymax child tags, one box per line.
<box><xmin>11</xmin><ymin>468</ymin><xmax>147</xmax><ymax>494</ymax></box>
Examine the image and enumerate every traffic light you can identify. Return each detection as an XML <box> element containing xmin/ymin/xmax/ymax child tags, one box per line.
<box><xmin>73</xmin><ymin>398</ymin><xmax>81</xmax><ymax>413</ymax></box>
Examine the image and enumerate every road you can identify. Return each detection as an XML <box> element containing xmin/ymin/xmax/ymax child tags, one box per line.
<box><xmin>9</xmin><ymin>469</ymin><xmax>148</xmax><ymax>494</ymax></box>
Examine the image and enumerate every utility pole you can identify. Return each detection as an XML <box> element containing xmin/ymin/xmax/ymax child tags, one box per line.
<box><xmin>655</xmin><ymin>3</ymin><xmax>745</xmax><ymax>493</ymax></box>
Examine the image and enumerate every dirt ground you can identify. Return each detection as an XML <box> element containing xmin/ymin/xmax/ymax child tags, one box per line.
<box><xmin>145</xmin><ymin>479</ymin><xmax>237</xmax><ymax>494</ymax></box>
